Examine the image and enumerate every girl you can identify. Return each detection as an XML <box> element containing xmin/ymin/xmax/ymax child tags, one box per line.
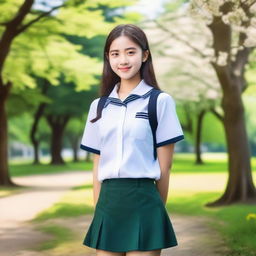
<box><xmin>80</xmin><ymin>24</ymin><xmax>184</xmax><ymax>256</ymax></box>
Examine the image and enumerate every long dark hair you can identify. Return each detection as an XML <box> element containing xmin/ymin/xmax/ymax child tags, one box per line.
<box><xmin>91</xmin><ymin>24</ymin><xmax>160</xmax><ymax>122</ymax></box>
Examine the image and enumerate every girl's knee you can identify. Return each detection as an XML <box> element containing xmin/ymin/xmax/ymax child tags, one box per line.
<box><xmin>126</xmin><ymin>249</ymin><xmax>161</xmax><ymax>256</ymax></box>
<box><xmin>96</xmin><ymin>249</ymin><xmax>125</xmax><ymax>256</ymax></box>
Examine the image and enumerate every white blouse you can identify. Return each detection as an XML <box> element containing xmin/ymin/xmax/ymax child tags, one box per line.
<box><xmin>80</xmin><ymin>79</ymin><xmax>184</xmax><ymax>182</ymax></box>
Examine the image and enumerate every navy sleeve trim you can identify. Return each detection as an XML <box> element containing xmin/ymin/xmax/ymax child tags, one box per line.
<box><xmin>80</xmin><ymin>144</ymin><xmax>100</xmax><ymax>155</ymax></box>
<box><xmin>156</xmin><ymin>135</ymin><xmax>184</xmax><ymax>147</ymax></box>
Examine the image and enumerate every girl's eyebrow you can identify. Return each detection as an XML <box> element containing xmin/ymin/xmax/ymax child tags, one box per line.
<box><xmin>109</xmin><ymin>47</ymin><xmax>137</xmax><ymax>53</ymax></box>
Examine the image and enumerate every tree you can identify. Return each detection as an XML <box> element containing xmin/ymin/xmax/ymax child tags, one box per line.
<box><xmin>0</xmin><ymin>0</ymin><xmax>135</xmax><ymax>185</ymax></box>
<box><xmin>144</xmin><ymin>0</ymin><xmax>256</xmax><ymax>205</ymax></box>
<box><xmin>7</xmin><ymin>84</ymin><xmax>50</xmax><ymax>163</ymax></box>
<box><xmin>44</xmin><ymin>80</ymin><xmax>98</xmax><ymax>164</ymax></box>
<box><xmin>189</xmin><ymin>0</ymin><xmax>256</xmax><ymax>205</ymax></box>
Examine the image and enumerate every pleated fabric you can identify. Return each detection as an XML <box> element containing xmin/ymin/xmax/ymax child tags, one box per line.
<box><xmin>83</xmin><ymin>178</ymin><xmax>178</xmax><ymax>252</ymax></box>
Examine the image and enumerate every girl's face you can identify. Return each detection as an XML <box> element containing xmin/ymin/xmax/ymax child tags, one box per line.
<box><xmin>108</xmin><ymin>36</ymin><xmax>148</xmax><ymax>82</ymax></box>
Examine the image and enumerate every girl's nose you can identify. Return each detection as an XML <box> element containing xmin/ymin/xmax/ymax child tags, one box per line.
<box><xmin>119</xmin><ymin>54</ymin><xmax>128</xmax><ymax>65</ymax></box>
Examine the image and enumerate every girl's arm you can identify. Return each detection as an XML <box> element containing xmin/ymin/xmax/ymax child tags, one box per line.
<box><xmin>92</xmin><ymin>154</ymin><xmax>101</xmax><ymax>206</ymax></box>
<box><xmin>155</xmin><ymin>143</ymin><xmax>175</xmax><ymax>205</ymax></box>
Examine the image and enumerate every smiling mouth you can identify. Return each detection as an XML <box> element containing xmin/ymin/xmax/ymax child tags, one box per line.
<box><xmin>118</xmin><ymin>67</ymin><xmax>131</xmax><ymax>71</ymax></box>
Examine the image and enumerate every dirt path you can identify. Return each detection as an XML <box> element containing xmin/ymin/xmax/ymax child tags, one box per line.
<box><xmin>0</xmin><ymin>172</ymin><xmax>230</xmax><ymax>256</ymax></box>
<box><xmin>0</xmin><ymin>171</ymin><xmax>92</xmax><ymax>256</ymax></box>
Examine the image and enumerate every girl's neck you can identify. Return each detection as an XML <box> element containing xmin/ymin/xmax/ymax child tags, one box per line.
<box><xmin>118</xmin><ymin>76</ymin><xmax>142</xmax><ymax>94</ymax></box>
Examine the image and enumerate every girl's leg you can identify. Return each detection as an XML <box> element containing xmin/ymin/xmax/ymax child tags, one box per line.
<box><xmin>96</xmin><ymin>249</ymin><xmax>125</xmax><ymax>256</ymax></box>
<box><xmin>126</xmin><ymin>249</ymin><xmax>161</xmax><ymax>256</ymax></box>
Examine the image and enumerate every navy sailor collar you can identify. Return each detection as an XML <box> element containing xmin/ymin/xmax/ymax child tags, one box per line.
<box><xmin>105</xmin><ymin>80</ymin><xmax>154</xmax><ymax>107</ymax></box>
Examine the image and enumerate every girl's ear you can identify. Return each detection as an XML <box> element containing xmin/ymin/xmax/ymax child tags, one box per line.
<box><xmin>142</xmin><ymin>50</ymin><xmax>149</xmax><ymax>62</ymax></box>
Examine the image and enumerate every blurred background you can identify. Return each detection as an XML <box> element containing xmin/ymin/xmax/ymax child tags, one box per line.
<box><xmin>0</xmin><ymin>0</ymin><xmax>256</xmax><ymax>256</ymax></box>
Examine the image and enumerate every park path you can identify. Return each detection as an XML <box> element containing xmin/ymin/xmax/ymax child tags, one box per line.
<box><xmin>0</xmin><ymin>171</ymin><xmax>92</xmax><ymax>256</ymax></box>
<box><xmin>0</xmin><ymin>171</ymin><xmax>229</xmax><ymax>256</ymax></box>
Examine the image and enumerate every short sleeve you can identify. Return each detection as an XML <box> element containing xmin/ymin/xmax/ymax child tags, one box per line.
<box><xmin>80</xmin><ymin>98</ymin><xmax>101</xmax><ymax>154</ymax></box>
<box><xmin>156</xmin><ymin>93</ymin><xmax>184</xmax><ymax>147</ymax></box>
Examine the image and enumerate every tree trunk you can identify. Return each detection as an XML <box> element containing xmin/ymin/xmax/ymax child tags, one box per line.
<box><xmin>0</xmin><ymin>1</ymin><xmax>35</xmax><ymax>186</ymax></box>
<box><xmin>0</xmin><ymin>83</ymin><xmax>15</xmax><ymax>186</ymax></box>
<box><xmin>33</xmin><ymin>140</ymin><xmax>40</xmax><ymax>164</ymax></box>
<box><xmin>51</xmin><ymin>126</ymin><xmax>65</xmax><ymax>165</ymax></box>
<box><xmin>207</xmin><ymin>83</ymin><xmax>256</xmax><ymax>206</ymax></box>
<box><xmin>72</xmin><ymin>144</ymin><xmax>78</xmax><ymax>162</ymax></box>
<box><xmin>70</xmin><ymin>136</ymin><xmax>79</xmax><ymax>162</ymax></box>
<box><xmin>30</xmin><ymin>103</ymin><xmax>46</xmax><ymax>164</ymax></box>
<box><xmin>30</xmin><ymin>80</ymin><xmax>49</xmax><ymax>164</ymax></box>
<box><xmin>47</xmin><ymin>115</ymin><xmax>70</xmax><ymax>165</ymax></box>
<box><xmin>195</xmin><ymin>110</ymin><xmax>206</xmax><ymax>165</ymax></box>
<box><xmin>206</xmin><ymin>11</ymin><xmax>256</xmax><ymax>206</ymax></box>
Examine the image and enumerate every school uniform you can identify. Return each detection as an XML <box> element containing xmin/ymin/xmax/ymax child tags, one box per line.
<box><xmin>80</xmin><ymin>79</ymin><xmax>184</xmax><ymax>252</ymax></box>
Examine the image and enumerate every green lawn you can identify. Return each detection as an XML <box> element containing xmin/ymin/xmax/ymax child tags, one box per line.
<box><xmin>9</xmin><ymin>160</ymin><xmax>92</xmax><ymax>177</ymax></box>
<box><xmin>172</xmin><ymin>153</ymin><xmax>228</xmax><ymax>173</ymax></box>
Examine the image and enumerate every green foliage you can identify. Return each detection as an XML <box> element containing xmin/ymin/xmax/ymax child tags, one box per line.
<box><xmin>57</xmin><ymin>8</ymin><xmax>110</xmax><ymax>38</ymax></box>
<box><xmin>114</xmin><ymin>11</ymin><xmax>143</xmax><ymax>23</ymax></box>
<box><xmin>44</xmin><ymin>81</ymin><xmax>98</xmax><ymax>116</ymax></box>
<box><xmin>245</xmin><ymin>50</ymin><xmax>256</xmax><ymax>91</ymax></box>
<box><xmin>3</xmin><ymin>29</ymin><xmax>101</xmax><ymax>90</ymax></box>
<box><xmin>1</xmin><ymin>0</ymin><xmax>138</xmax><ymax>90</ymax></box>
<box><xmin>0</xmin><ymin>0</ymin><xmax>23</xmax><ymax>23</ymax></box>
<box><xmin>8</xmin><ymin>113</ymin><xmax>33</xmax><ymax>144</ymax></box>
<box><xmin>163</xmin><ymin>0</ymin><xmax>189</xmax><ymax>12</ymax></box>
<box><xmin>65</xmin><ymin>34</ymin><xmax>106</xmax><ymax>59</ymax></box>
<box><xmin>66</xmin><ymin>118</ymin><xmax>86</xmax><ymax>133</ymax></box>
<box><xmin>244</xmin><ymin>95</ymin><xmax>256</xmax><ymax>154</ymax></box>
<box><xmin>64</xmin><ymin>117</ymin><xmax>86</xmax><ymax>147</ymax></box>
<box><xmin>177</xmin><ymin>104</ymin><xmax>225</xmax><ymax>146</ymax></box>
<box><xmin>7</xmin><ymin>87</ymin><xmax>51</xmax><ymax>117</ymax></box>
<box><xmin>202</xmin><ymin>112</ymin><xmax>225</xmax><ymax>144</ymax></box>
<box><xmin>35</xmin><ymin>117</ymin><xmax>51</xmax><ymax>150</ymax></box>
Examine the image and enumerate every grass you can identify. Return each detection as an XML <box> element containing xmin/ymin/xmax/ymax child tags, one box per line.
<box><xmin>9</xmin><ymin>160</ymin><xmax>92</xmax><ymax>177</ymax></box>
<box><xmin>32</xmin><ymin>184</ymin><xmax>94</xmax><ymax>222</ymax></box>
<box><xmin>0</xmin><ymin>186</ymin><xmax>22</xmax><ymax>197</ymax></box>
<box><xmin>172</xmin><ymin>153</ymin><xmax>228</xmax><ymax>173</ymax></box>
<box><xmin>167</xmin><ymin>190</ymin><xmax>256</xmax><ymax>256</ymax></box>
<box><xmin>35</xmin><ymin>224</ymin><xmax>74</xmax><ymax>251</ymax></box>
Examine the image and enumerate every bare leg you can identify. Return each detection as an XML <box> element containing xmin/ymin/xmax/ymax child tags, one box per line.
<box><xmin>126</xmin><ymin>249</ymin><xmax>161</xmax><ymax>256</ymax></box>
<box><xmin>96</xmin><ymin>249</ymin><xmax>125</xmax><ymax>256</ymax></box>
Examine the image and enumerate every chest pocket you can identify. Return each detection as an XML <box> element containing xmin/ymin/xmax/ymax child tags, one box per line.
<box><xmin>130</xmin><ymin>112</ymin><xmax>151</xmax><ymax>140</ymax></box>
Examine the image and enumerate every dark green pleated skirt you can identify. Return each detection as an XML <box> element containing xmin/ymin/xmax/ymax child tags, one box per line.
<box><xmin>83</xmin><ymin>178</ymin><xmax>178</xmax><ymax>252</ymax></box>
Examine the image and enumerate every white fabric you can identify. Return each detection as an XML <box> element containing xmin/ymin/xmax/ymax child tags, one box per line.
<box><xmin>80</xmin><ymin>79</ymin><xmax>184</xmax><ymax>182</ymax></box>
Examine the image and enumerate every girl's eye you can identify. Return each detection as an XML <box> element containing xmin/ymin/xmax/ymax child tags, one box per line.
<box><xmin>110</xmin><ymin>52</ymin><xmax>118</xmax><ymax>57</ymax></box>
<box><xmin>127</xmin><ymin>51</ymin><xmax>135</xmax><ymax>55</ymax></box>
